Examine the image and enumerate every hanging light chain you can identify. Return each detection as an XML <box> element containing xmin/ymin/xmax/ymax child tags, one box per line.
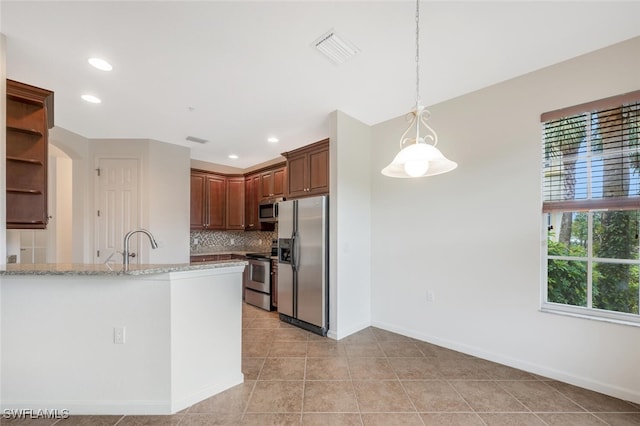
<box><xmin>415</xmin><ymin>0</ymin><xmax>421</xmax><ymax>107</ymax></box>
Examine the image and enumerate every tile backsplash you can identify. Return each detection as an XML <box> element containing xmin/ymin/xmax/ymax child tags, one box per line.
<box><xmin>190</xmin><ymin>229</ymin><xmax>276</xmax><ymax>253</ymax></box>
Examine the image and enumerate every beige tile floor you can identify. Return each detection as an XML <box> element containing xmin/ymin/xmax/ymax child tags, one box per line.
<box><xmin>5</xmin><ymin>303</ymin><xmax>640</xmax><ymax>425</ymax></box>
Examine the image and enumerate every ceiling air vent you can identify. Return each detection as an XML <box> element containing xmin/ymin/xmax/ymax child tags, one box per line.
<box><xmin>313</xmin><ymin>29</ymin><xmax>359</xmax><ymax>64</ymax></box>
<box><xmin>186</xmin><ymin>136</ymin><xmax>208</xmax><ymax>144</ymax></box>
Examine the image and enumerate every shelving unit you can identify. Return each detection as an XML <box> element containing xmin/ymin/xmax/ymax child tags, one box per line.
<box><xmin>6</xmin><ymin>79</ymin><xmax>54</xmax><ymax>229</ymax></box>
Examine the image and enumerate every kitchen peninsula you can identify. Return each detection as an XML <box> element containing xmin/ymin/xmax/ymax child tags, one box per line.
<box><xmin>0</xmin><ymin>260</ymin><xmax>246</xmax><ymax>415</ymax></box>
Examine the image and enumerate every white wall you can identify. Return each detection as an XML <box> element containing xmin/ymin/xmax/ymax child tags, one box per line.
<box><xmin>49</xmin><ymin>127</ymin><xmax>92</xmax><ymax>263</ymax></box>
<box><xmin>1</xmin><ymin>275</ymin><xmax>172</xmax><ymax>413</ymax></box>
<box><xmin>370</xmin><ymin>36</ymin><xmax>640</xmax><ymax>403</ymax></box>
<box><xmin>89</xmin><ymin>138</ymin><xmax>190</xmax><ymax>264</ymax></box>
<box><xmin>147</xmin><ymin>141</ymin><xmax>190</xmax><ymax>264</ymax></box>
<box><xmin>54</xmin><ymin>153</ymin><xmax>73</xmax><ymax>262</ymax></box>
<box><xmin>47</xmin><ymin>144</ymin><xmax>73</xmax><ymax>263</ymax></box>
<box><xmin>1</xmin><ymin>267</ymin><xmax>244</xmax><ymax>414</ymax></box>
<box><xmin>329</xmin><ymin>111</ymin><xmax>372</xmax><ymax>339</ymax></box>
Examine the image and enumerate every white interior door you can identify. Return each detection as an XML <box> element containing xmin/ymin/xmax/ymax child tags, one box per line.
<box><xmin>94</xmin><ymin>158</ymin><xmax>140</xmax><ymax>264</ymax></box>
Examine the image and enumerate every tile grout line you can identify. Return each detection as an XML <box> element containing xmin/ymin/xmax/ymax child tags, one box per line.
<box><xmin>375</xmin><ymin>332</ymin><xmax>427</xmax><ymax>426</ymax></box>
<box><xmin>343</xmin><ymin>335</ymin><xmax>365</xmax><ymax>426</ymax></box>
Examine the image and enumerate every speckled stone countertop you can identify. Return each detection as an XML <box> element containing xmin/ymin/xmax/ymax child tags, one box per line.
<box><xmin>0</xmin><ymin>260</ymin><xmax>247</xmax><ymax>276</ymax></box>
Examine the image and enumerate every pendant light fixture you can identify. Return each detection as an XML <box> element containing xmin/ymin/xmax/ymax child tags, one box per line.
<box><xmin>381</xmin><ymin>0</ymin><xmax>457</xmax><ymax>178</ymax></box>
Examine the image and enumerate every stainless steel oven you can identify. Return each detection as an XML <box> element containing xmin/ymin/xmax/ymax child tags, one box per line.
<box><xmin>244</xmin><ymin>255</ymin><xmax>272</xmax><ymax>310</ymax></box>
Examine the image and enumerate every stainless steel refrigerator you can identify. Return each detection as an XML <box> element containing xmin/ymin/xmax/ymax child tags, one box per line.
<box><xmin>277</xmin><ymin>195</ymin><xmax>329</xmax><ymax>336</ymax></box>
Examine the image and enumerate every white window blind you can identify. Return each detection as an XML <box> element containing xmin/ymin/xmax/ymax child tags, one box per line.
<box><xmin>542</xmin><ymin>91</ymin><xmax>640</xmax><ymax>213</ymax></box>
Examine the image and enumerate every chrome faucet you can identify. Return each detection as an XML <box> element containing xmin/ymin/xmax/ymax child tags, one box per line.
<box><xmin>123</xmin><ymin>229</ymin><xmax>159</xmax><ymax>267</ymax></box>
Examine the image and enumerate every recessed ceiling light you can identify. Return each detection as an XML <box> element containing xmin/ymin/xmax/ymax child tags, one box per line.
<box><xmin>88</xmin><ymin>57</ymin><xmax>112</xmax><ymax>71</ymax></box>
<box><xmin>81</xmin><ymin>94</ymin><xmax>102</xmax><ymax>104</ymax></box>
<box><xmin>267</xmin><ymin>137</ymin><xmax>279</xmax><ymax>143</ymax></box>
<box><xmin>228</xmin><ymin>154</ymin><xmax>239</xmax><ymax>160</ymax></box>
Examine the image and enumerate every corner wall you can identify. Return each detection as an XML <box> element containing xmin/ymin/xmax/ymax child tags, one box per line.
<box><xmin>329</xmin><ymin>111</ymin><xmax>372</xmax><ymax>339</ymax></box>
<box><xmin>49</xmin><ymin>127</ymin><xmax>92</xmax><ymax>263</ymax></box>
<box><xmin>147</xmin><ymin>141</ymin><xmax>190</xmax><ymax>264</ymax></box>
<box><xmin>370</xmin><ymin>36</ymin><xmax>640</xmax><ymax>402</ymax></box>
<box><xmin>90</xmin><ymin>138</ymin><xmax>190</xmax><ymax>264</ymax></box>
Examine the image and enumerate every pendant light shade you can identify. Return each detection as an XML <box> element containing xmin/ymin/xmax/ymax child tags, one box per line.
<box><xmin>381</xmin><ymin>0</ymin><xmax>457</xmax><ymax>179</ymax></box>
<box><xmin>382</xmin><ymin>143</ymin><xmax>458</xmax><ymax>178</ymax></box>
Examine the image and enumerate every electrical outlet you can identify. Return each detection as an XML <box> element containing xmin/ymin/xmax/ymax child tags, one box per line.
<box><xmin>114</xmin><ymin>327</ymin><xmax>126</xmax><ymax>344</ymax></box>
<box><xmin>193</xmin><ymin>238</ymin><xmax>199</xmax><ymax>245</ymax></box>
<box><xmin>426</xmin><ymin>290</ymin><xmax>435</xmax><ymax>302</ymax></box>
<box><xmin>230</xmin><ymin>238</ymin><xmax>235</xmax><ymax>245</ymax></box>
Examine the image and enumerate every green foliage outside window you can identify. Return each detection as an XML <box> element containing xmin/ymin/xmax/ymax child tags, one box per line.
<box><xmin>547</xmin><ymin>239</ymin><xmax>588</xmax><ymax>307</ymax></box>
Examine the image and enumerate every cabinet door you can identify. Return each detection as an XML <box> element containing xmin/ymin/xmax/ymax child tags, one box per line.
<box><xmin>205</xmin><ymin>175</ymin><xmax>226</xmax><ymax>230</ymax></box>
<box><xmin>244</xmin><ymin>176</ymin><xmax>255</xmax><ymax>230</ymax></box>
<box><xmin>286</xmin><ymin>154</ymin><xmax>308</xmax><ymax>198</ymax></box>
<box><xmin>190</xmin><ymin>173</ymin><xmax>206</xmax><ymax>230</ymax></box>
<box><xmin>273</xmin><ymin>167</ymin><xmax>286</xmax><ymax>197</ymax></box>
<box><xmin>308</xmin><ymin>148</ymin><xmax>329</xmax><ymax>195</ymax></box>
<box><xmin>226</xmin><ymin>177</ymin><xmax>245</xmax><ymax>230</ymax></box>
<box><xmin>244</xmin><ymin>174</ymin><xmax>261</xmax><ymax>230</ymax></box>
<box><xmin>260</xmin><ymin>171</ymin><xmax>274</xmax><ymax>199</ymax></box>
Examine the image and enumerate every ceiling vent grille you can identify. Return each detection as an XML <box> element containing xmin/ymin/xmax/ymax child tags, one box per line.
<box><xmin>313</xmin><ymin>29</ymin><xmax>359</xmax><ymax>64</ymax></box>
<box><xmin>186</xmin><ymin>136</ymin><xmax>208</xmax><ymax>144</ymax></box>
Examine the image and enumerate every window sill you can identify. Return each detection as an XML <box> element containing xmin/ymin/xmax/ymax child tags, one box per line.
<box><xmin>540</xmin><ymin>304</ymin><xmax>640</xmax><ymax>328</ymax></box>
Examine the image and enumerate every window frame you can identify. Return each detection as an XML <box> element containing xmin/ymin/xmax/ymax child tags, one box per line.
<box><xmin>541</xmin><ymin>91</ymin><xmax>640</xmax><ymax>326</ymax></box>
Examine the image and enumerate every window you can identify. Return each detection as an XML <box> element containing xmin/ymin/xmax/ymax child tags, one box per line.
<box><xmin>542</xmin><ymin>91</ymin><xmax>640</xmax><ymax>324</ymax></box>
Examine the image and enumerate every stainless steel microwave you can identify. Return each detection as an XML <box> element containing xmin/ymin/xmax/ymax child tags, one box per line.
<box><xmin>258</xmin><ymin>198</ymin><xmax>283</xmax><ymax>223</ymax></box>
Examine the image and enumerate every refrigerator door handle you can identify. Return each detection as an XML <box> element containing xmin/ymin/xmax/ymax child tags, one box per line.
<box><xmin>290</xmin><ymin>231</ymin><xmax>298</xmax><ymax>272</ymax></box>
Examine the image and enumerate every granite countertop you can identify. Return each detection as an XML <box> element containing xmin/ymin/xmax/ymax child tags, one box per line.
<box><xmin>0</xmin><ymin>260</ymin><xmax>247</xmax><ymax>276</ymax></box>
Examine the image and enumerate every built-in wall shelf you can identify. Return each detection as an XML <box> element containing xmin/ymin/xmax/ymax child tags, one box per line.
<box><xmin>6</xmin><ymin>79</ymin><xmax>54</xmax><ymax>230</ymax></box>
<box><xmin>7</xmin><ymin>156</ymin><xmax>44</xmax><ymax>165</ymax></box>
<box><xmin>7</xmin><ymin>126</ymin><xmax>43</xmax><ymax>137</ymax></box>
<box><xmin>7</xmin><ymin>188</ymin><xmax>43</xmax><ymax>194</ymax></box>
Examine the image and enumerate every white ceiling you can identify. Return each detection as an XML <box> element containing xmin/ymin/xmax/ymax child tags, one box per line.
<box><xmin>2</xmin><ymin>1</ymin><xmax>639</xmax><ymax>169</ymax></box>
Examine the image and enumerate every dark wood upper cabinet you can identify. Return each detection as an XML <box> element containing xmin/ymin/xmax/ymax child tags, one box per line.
<box><xmin>190</xmin><ymin>173</ymin><xmax>207</xmax><ymax>229</ymax></box>
<box><xmin>191</xmin><ymin>162</ymin><xmax>285</xmax><ymax>232</ymax></box>
<box><xmin>260</xmin><ymin>166</ymin><xmax>286</xmax><ymax>200</ymax></box>
<box><xmin>245</xmin><ymin>163</ymin><xmax>283</xmax><ymax>231</ymax></box>
<box><xmin>226</xmin><ymin>177</ymin><xmax>245</xmax><ymax>230</ymax></box>
<box><xmin>244</xmin><ymin>173</ymin><xmax>260</xmax><ymax>231</ymax></box>
<box><xmin>6</xmin><ymin>79</ymin><xmax>54</xmax><ymax>229</ymax></box>
<box><xmin>205</xmin><ymin>174</ymin><xmax>226</xmax><ymax>230</ymax></box>
<box><xmin>190</xmin><ymin>170</ymin><xmax>226</xmax><ymax>230</ymax></box>
<box><xmin>282</xmin><ymin>138</ymin><xmax>329</xmax><ymax>199</ymax></box>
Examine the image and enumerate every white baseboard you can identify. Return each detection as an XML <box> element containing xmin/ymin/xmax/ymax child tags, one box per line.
<box><xmin>329</xmin><ymin>320</ymin><xmax>371</xmax><ymax>341</ymax></box>
<box><xmin>371</xmin><ymin>319</ymin><xmax>640</xmax><ymax>405</ymax></box>
<box><xmin>171</xmin><ymin>373</ymin><xmax>244</xmax><ymax>413</ymax></box>
<box><xmin>0</xmin><ymin>400</ymin><xmax>171</xmax><ymax>416</ymax></box>
<box><xmin>1</xmin><ymin>374</ymin><xmax>245</xmax><ymax>416</ymax></box>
